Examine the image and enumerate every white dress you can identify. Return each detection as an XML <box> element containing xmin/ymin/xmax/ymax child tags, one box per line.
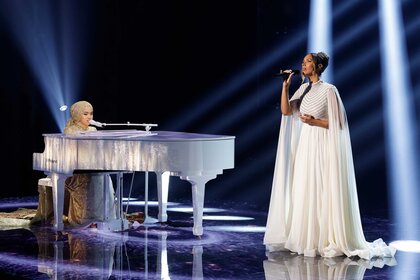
<box><xmin>264</xmin><ymin>80</ymin><xmax>396</xmax><ymax>259</ymax></box>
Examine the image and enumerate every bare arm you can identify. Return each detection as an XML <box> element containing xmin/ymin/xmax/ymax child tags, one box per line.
<box><xmin>300</xmin><ymin>114</ymin><xmax>329</xmax><ymax>129</ymax></box>
<box><xmin>280</xmin><ymin>73</ymin><xmax>293</xmax><ymax>115</ymax></box>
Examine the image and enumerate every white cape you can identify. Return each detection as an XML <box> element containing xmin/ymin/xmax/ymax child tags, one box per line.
<box><xmin>264</xmin><ymin>85</ymin><xmax>396</xmax><ymax>260</ymax></box>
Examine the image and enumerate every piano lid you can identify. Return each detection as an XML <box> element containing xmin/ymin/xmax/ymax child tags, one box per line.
<box><xmin>42</xmin><ymin>130</ymin><xmax>236</xmax><ymax>142</ymax></box>
<box><xmin>34</xmin><ymin>130</ymin><xmax>235</xmax><ymax>174</ymax></box>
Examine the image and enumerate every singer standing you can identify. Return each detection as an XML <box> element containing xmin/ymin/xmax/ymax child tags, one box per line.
<box><xmin>264</xmin><ymin>52</ymin><xmax>396</xmax><ymax>259</ymax></box>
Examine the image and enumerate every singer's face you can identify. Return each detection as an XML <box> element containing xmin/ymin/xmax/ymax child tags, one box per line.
<box><xmin>301</xmin><ymin>54</ymin><xmax>316</xmax><ymax>77</ymax></box>
<box><xmin>79</xmin><ymin>106</ymin><xmax>93</xmax><ymax>128</ymax></box>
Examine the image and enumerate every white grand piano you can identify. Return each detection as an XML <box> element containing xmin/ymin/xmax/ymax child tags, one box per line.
<box><xmin>33</xmin><ymin>130</ymin><xmax>235</xmax><ymax>236</ymax></box>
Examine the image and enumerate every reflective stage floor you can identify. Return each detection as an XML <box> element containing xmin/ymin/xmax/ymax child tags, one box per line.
<box><xmin>0</xmin><ymin>197</ymin><xmax>418</xmax><ymax>280</ymax></box>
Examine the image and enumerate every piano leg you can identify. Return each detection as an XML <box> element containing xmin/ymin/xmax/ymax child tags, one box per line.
<box><xmin>103</xmin><ymin>174</ymin><xmax>110</xmax><ymax>221</ymax></box>
<box><xmin>52</xmin><ymin>239</ymin><xmax>64</xmax><ymax>279</ymax></box>
<box><xmin>192</xmin><ymin>245</ymin><xmax>204</xmax><ymax>279</ymax></box>
<box><xmin>156</xmin><ymin>171</ymin><xmax>170</xmax><ymax>222</ymax></box>
<box><xmin>97</xmin><ymin>172</ymin><xmax>129</xmax><ymax>231</ymax></box>
<box><xmin>115</xmin><ymin>172</ymin><xmax>124</xmax><ymax>221</ymax></box>
<box><xmin>49</xmin><ymin>172</ymin><xmax>68</xmax><ymax>231</ymax></box>
<box><xmin>157</xmin><ymin>230</ymin><xmax>169</xmax><ymax>278</ymax></box>
<box><xmin>181</xmin><ymin>173</ymin><xmax>218</xmax><ymax>236</ymax></box>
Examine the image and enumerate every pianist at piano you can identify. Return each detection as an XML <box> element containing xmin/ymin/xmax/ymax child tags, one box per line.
<box><xmin>32</xmin><ymin>107</ymin><xmax>235</xmax><ymax>235</ymax></box>
<box><xmin>31</xmin><ymin>100</ymin><xmax>117</xmax><ymax>228</ymax></box>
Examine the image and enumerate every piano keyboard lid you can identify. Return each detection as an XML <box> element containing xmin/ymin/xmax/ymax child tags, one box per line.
<box><xmin>42</xmin><ymin>130</ymin><xmax>236</xmax><ymax>141</ymax></box>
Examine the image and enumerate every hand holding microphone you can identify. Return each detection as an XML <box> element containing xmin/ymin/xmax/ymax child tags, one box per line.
<box><xmin>275</xmin><ymin>69</ymin><xmax>300</xmax><ymax>86</ymax></box>
<box><xmin>275</xmin><ymin>69</ymin><xmax>305</xmax><ymax>85</ymax></box>
<box><xmin>275</xmin><ymin>69</ymin><xmax>301</xmax><ymax>77</ymax></box>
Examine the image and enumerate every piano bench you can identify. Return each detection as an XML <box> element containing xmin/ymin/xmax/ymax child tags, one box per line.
<box><xmin>38</xmin><ymin>177</ymin><xmax>52</xmax><ymax>188</ymax></box>
<box><xmin>36</xmin><ymin>177</ymin><xmax>53</xmax><ymax>223</ymax></box>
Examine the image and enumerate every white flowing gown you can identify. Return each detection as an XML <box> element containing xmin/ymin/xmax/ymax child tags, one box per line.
<box><xmin>264</xmin><ymin>80</ymin><xmax>396</xmax><ymax>259</ymax></box>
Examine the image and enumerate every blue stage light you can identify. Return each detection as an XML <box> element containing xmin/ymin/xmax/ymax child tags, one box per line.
<box><xmin>378</xmin><ymin>0</ymin><xmax>420</xmax><ymax>243</ymax></box>
<box><xmin>195</xmin><ymin>0</ymin><xmax>377</xmax><ymax>200</ymax></box>
<box><xmin>162</xmin><ymin>30</ymin><xmax>308</xmax><ymax>132</ymax></box>
<box><xmin>308</xmin><ymin>0</ymin><xmax>333</xmax><ymax>82</ymax></box>
<box><xmin>0</xmin><ymin>0</ymin><xmax>93</xmax><ymax>132</ymax></box>
<box><xmin>206</xmin><ymin>225</ymin><xmax>266</xmax><ymax>233</ymax></box>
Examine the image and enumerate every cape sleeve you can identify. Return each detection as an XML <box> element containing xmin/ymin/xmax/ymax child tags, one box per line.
<box><xmin>324</xmin><ymin>87</ymin><xmax>390</xmax><ymax>259</ymax></box>
<box><xmin>264</xmin><ymin>112</ymin><xmax>302</xmax><ymax>246</ymax></box>
<box><xmin>264</xmin><ymin>85</ymin><xmax>305</xmax><ymax>247</ymax></box>
<box><xmin>325</xmin><ymin>86</ymin><xmax>366</xmax><ymax>246</ymax></box>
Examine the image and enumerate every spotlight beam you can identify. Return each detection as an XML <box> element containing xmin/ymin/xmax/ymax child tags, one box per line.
<box><xmin>308</xmin><ymin>0</ymin><xmax>333</xmax><ymax>82</ymax></box>
<box><xmin>378</xmin><ymin>0</ymin><xmax>420</xmax><ymax>240</ymax></box>
<box><xmin>0</xmin><ymin>1</ymin><xmax>93</xmax><ymax>132</ymax></box>
<box><xmin>162</xmin><ymin>30</ymin><xmax>308</xmax><ymax>131</ymax></box>
<box><xmin>163</xmin><ymin>1</ymin><xmax>358</xmax><ymax>133</ymax></box>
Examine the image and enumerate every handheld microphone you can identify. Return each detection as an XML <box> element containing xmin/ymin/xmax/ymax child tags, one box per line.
<box><xmin>274</xmin><ymin>69</ymin><xmax>301</xmax><ymax>77</ymax></box>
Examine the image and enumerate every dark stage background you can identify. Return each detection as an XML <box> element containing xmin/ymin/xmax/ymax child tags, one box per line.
<box><xmin>0</xmin><ymin>0</ymin><xmax>419</xmax><ymax>217</ymax></box>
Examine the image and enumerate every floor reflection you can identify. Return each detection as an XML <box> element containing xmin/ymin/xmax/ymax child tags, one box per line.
<box><xmin>31</xmin><ymin>227</ymin><xmax>125</xmax><ymax>279</ymax></box>
<box><xmin>0</xmin><ymin>198</ymin><xmax>417</xmax><ymax>279</ymax></box>
<box><xmin>264</xmin><ymin>251</ymin><xmax>397</xmax><ymax>280</ymax></box>
<box><xmin>27</xmin><ymin>226</ymin><xmax>208</xmax><ymax>279</ymax></box>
